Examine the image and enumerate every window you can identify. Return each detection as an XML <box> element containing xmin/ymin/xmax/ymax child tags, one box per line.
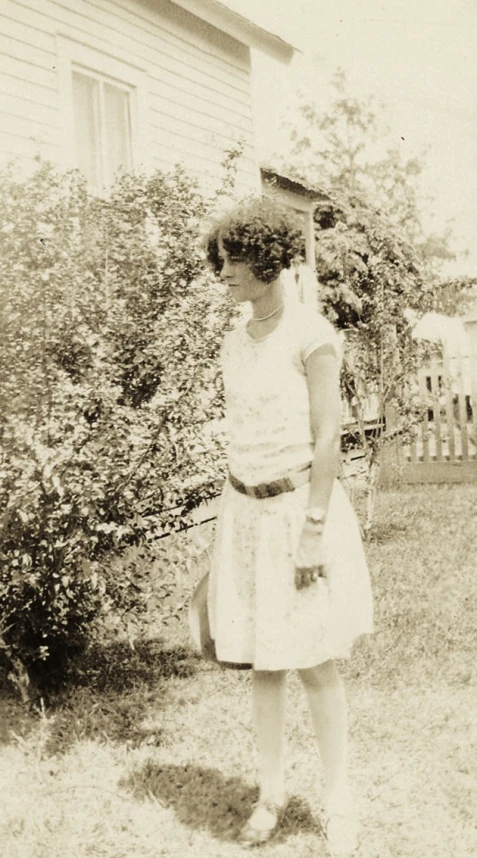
<box><xmin>57</xmin><ymin>37</ymin><xmax>149</xmax><ymax>192</ymax></box>
<box><xmin>72</xmin><ymin>68</ymin><xmax>133</xmax><ymax>192</ymax></box>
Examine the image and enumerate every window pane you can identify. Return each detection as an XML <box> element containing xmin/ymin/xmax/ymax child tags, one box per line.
<box><xmin>104</xmin><ymin>83</ymin><xmax>132</xmax><ymax>184</ymax></box>
<box><xmin>72</xmin><ymin>72</ymin><xmax>100</xmax><ymax>189</ymax></box>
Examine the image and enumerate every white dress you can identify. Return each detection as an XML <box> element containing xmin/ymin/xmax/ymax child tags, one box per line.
<box><xmin>207</xmin><ymin>302</ymin><xmax>374</xmax><ymax>671</ymax></box>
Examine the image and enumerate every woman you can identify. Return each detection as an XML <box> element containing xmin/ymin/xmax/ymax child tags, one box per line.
<box><xmin>204</xmin><ymin>197</ymin><xmax>373</xmax><ymax>856</ymax></box>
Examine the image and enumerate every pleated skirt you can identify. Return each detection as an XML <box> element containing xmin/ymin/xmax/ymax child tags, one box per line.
<box><xmin>207</xmin><ymin>478</ymin><xmax>374</xmax><ymax>671</ymax></box>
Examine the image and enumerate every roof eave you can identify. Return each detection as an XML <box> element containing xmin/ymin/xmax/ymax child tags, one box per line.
<box><xmin>261</xmin><ymin>167</ymin><xmax>330</xmax><ymax>201</ymax></box>
<box><xmin>171</xmin><ymin>0</ymin><xmax>297</xmax><ymax>62</ymax></box>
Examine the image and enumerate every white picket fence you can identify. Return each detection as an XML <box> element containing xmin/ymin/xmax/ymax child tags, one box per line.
<box><xmin>402</xmin><ymin>347</ymin><xmax>477</xmax><ymax>482</ymax></box>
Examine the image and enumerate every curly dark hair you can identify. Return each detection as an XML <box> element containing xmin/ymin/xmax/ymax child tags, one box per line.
<box><xmin>205</xmin><ymin>196</ymin><xmax>305</xmax><ymax>284</ymax></box>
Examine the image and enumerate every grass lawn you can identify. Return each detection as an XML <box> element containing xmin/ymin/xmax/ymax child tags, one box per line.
<box><xmin>1</xmin><ymin>483</ymin><xmax>477</xmax><ymax>858</ymax></box>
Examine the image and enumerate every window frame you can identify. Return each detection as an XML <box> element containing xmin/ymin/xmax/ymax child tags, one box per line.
<box><xmin>57</xmin><ymin>36</ymin><xmax>150</xmax><ymax>190</ymax></box>
<box><xmin>72</xmin><ymin>66</ymin><xmax>134</xmax><ymax>191</ymax></box>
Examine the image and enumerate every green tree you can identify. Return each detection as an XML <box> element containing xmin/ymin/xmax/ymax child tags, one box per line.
<box><xmin>285</xmin><ymin>68</ymin><xmax>454</xmax><ymax>265</ymax></box>
<box><xmin>432</xmin><ymin>275</ymin><xmax>477</xmax><ymax>317</ymax></box>
<box><xmin>281</xmin><ymin>71</ymin><xmax>447</xmax><ymax>529</ymax></box>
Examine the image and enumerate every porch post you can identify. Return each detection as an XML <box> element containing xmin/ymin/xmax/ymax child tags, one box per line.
<box><xmin>304</xmin><ymin>206</ymin><xmax>316</xmax><ymax>273</ymax></box>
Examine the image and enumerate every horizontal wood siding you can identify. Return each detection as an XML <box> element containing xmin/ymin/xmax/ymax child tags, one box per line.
<box><xmin>0</xmin><ymin>0</ymin><xmax>258</xmax><ymax>193</ymax></box>
<box><xmin>0</xmin><ymin>128</ymin><xmax>56</xmax><ymax>164</ymax></box>
<box><xmin>0</xmin><ymin>3</ymin><xmax>60</xmax><ymax>163</ymax></box>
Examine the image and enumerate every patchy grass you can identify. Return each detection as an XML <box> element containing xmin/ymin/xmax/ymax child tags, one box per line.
<box><xmin>1</xmin><ymin>484</ymin><xmax>477</xmax><ymax>857</ymax></box>
<box><xmin>348</xmin><ymin>482</ymin><xmax>477</xmax><ymax>689</ymax></box>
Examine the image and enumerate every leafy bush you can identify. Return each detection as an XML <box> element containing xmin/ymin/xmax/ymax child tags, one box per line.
<box><xmin>311</xmin><ymin>191</ymin><xmax>436</xmax><ymax>531</ymax></box>
<box><xmin>282</xmin><ymin>70</ymin><xmax>448</xmax><ymax>507</ymax></box>
<box><xmin>433</xmin><ymin>275</ymin><xmax>477</xmax><ymax>317</ymax></box>
<box><xmin>0</xmin><ymin>160</ymin><xmax>232</xmax><ymax>688</ymax></box>
<box><xmin>314</xmin><ymin>189</ymin><xmax>435</xmax><ymax>352</ymax></box>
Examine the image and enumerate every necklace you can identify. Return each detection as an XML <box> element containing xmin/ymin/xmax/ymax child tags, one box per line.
<box><xmin>252</xmin><ymin>302</ymin><xmax>284</xmax><ymax>322</ymax></box>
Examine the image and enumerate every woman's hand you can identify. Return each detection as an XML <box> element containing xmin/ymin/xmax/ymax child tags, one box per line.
<box><xmin>294</xmin><ymin>520</ymin><xmax>326</xmax><ymax>589</ymax></box>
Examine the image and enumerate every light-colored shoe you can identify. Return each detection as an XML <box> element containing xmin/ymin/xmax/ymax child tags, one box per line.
<box><xmin>324</xmin><ymin>808</ymin><xmax>359</xmax><ymax>857</ymax></box>
<box><xmin>238</xmin><ymin>796</ymin><xmax>288</xmax><ymax>847</ymax></box>
<box><xmin>322</xmin><ymin>786</ymin><xmax>359</xmax><ymax>857</ymax></box>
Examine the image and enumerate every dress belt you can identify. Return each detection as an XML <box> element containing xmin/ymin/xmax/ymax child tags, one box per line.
<box><xmin>228</xmin><ymin>463</ymin><xmax>312</xmax><ymax>499</ymax></box>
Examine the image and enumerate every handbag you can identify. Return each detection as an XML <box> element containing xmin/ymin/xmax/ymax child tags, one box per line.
<box><xmin>188</xmin><ymin>572</ymin><xmax>252</xmax><ymax>670</ymax></box>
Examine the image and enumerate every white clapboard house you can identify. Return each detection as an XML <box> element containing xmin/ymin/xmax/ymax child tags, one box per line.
<box><xmin>0</xmin><ymin>0</ymin><xmax>325</xmax><ymax>267</ymax></box>
<box><xmin>0</xmin><ymin>0</ymin><xmax>294</xmax><ymax>192</ymax></box>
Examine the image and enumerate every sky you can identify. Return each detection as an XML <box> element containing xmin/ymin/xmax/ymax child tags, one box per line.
<box><xmin>225</xmin><ymin>0</ymin><xmax>477</xmax><ymax>277</ymax></box>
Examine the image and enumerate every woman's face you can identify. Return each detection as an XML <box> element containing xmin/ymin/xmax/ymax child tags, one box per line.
<box><xmin>217</xmin><ymin>236</ymin><xmax>271</xmax><ymax>304</ymax></box>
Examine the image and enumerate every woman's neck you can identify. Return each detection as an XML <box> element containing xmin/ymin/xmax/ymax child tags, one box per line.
<box><xmin>247</xmin><ymin>279</ymin><xmax>285</xmax><ymax>341</ymax></box>
<box><xmin>250</xmin><ymin>280</ymin><xmax>283</xmax><ymax>320</ymax></box>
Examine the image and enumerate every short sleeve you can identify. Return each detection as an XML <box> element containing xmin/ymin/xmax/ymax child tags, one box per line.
<box><xmin>300</xmin><ymin>312</ymin><xmax>342</xmax><ymax>364</ymax></box>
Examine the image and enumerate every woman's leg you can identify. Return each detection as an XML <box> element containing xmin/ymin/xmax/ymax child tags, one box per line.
<box><xmin>239</xmin><ymin>668</ymin><xmax>288</xmax><ymax>841</ymax></box>
<box><xmin>239</xmin><ymin>668</ymin><xmax>287</xmax><ymax>840</ymax></box>
<box><xmin>252</xmin><ymin>668</ymin><xmax>288</xmax><ymax>805</ymax></box>
<box><xmin>297</xmin><ymin>660</ymin><xmax>349</xmax><ymax>806</ymax></box>
<box><xmin>298</xmin><ymin>660</ymin><xmax>359</xmax><ymax>854</ymax></box>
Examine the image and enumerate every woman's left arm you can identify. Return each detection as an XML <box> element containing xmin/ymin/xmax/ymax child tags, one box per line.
<box><xmin>294</xmin><ymin>343</ymin><xmax>341</xmax><ymax>589</ymax></box>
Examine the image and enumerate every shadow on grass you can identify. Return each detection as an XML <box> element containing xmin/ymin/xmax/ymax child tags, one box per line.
<box><xmin>0</xmin><ymin>694</ymin><xmax>39</xmax><ymax>744</ymax></box>
<box><xmin>46</xmin><ymin>637</ymin><xmax>202</xmax><ymax>755</ymax></box>
<box><xmin>66</xmin><ymin>637</ymin><xmax>200</xmax><ymax>694</ymax></box>
<box><xmin>0</xmin><ymin>638</ymin><xmax>203</xmax><ymax>756</ymax></box>
<box><xmin>367</xmin><ymin>521</ymin><xmax>408</xmax><ymax>544</ymax></box>
<box><xmin>121</xmin><ymin>761</ymin><xmax>322</xmax><ymax>844</ymax></box>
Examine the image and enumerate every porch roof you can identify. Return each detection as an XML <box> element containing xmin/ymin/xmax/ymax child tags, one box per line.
<box><xmin>261</xmin><ymin>167</ymin><xmax>329</xmax><ymax>201</ymax></box>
